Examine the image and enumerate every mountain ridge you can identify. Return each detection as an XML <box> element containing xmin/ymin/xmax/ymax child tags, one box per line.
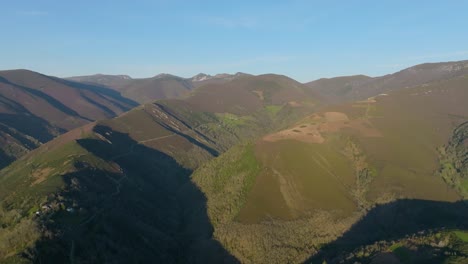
<box><xmin>0</xmin><ymin>60</ymin><xmax>467</xmax><ymax>263</ymax></box>
<box><xmin>0</xmin><ymin>69</ymin><xmax>138</xmax><ymax>169</ymax></box>
<box><xmin>306</xmin><ymin>60</ymin><xmax>468</xmax><ymax>102</ymax></box>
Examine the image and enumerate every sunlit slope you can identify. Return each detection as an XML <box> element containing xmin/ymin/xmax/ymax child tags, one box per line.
<box><xmin>306</xmin><ymin>60</ymin><xmax>468</xmax><ymax>102</ymax></box>
<box><xmin>242</xmin><ymin>76</ymin><xmax>467</xmax><ymax>223</ymax></box>
<box><xmin>186</xmin><ymin>74</ymin><xmax>316</xmax><ymax>115</ymax></box>
<box><xmin>192</xmin><ymin>75</ymin><xmax>468</xmax><ymax>263</ymax></box>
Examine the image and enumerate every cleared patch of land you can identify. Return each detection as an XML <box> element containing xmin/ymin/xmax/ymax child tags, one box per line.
<box><xmin>263</xmin><ymin>111</ymin><xmax>381</xmax><ymax>143</ymax></box>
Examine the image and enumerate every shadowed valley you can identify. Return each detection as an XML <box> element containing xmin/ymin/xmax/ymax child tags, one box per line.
<box><xmin>0</xmin><ymin>61</ymin><xmax>467</xmax><ymax>264</ymax></box>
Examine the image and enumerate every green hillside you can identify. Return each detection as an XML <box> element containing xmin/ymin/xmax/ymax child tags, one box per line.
<box><xmin>0</xmin><ymin>65</ymin><xmax>467</xmax><ymax>264</ymax></box>
<box><xmin>190</xmin><ymin>76</ymin><xmax>468</xmax><ymax>263</ymax></box>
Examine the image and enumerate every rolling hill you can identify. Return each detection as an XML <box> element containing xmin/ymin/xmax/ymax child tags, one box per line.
<box><xmin>0</xmin><ymin>73</ymin><xmax>318</xmax><ymax>263</ymax></box>
<box><xmin>0</xmin><ymin>61</ymin><xmax>467</xmax><ymax>264</ymax></box>
<box><xmin>194</xmin><ymin>73</ymin><xmax>468</xmax><ymax>263</ymax></box>
<box><xmin>67</xmin><ymin>72</ymin><xmax>250</xmax><ymax>104</ymax></box>
<box><xmin>0</xmin><ymin>70</ymin><xmax>138</xmax><ymax>169</ymax></box>
<box><xmin>68</xmin><ymin>73</ymin><xmax>193</xmax><ymax>104</ymax></box>
<box><xmin>306</xmin><ymin>60</ymin><xmax>468</xmax><ymax>103</ymax></box>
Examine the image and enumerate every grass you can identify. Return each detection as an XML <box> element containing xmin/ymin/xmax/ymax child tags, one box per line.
<box><xmin>462</xmin><ymin>179</ymin><xmax>468</xmax><ymax>193</ymax></box>
<box><xmin>0</xmin><ymin>138</ymin><xmax>117</xmax><ymax>262</ymax></box>
<box><xmin>192</xmin><ymin>143</ymin><xmax>261</xmax><ymax>226</ymax></box>
<box><xmin>102</xmin><ymin>106</ymin><xmax>173</xmax><ymax>141</ymax></box>
<box><xmin>237</xmin><ymin>137</ymin><xmax>356</xmax><ymax>223</ymax></box>
<box><xmin>454</xmin><ymin>231</ymin><xmax>468</xmax><ymax>242</ymax></box>
<box><xmin>0</xmin><ymin>218</ymin><xmax>39</xmax><ymax>261</ymax></box>
<box><xmin>356</xmin><ymin>96</ymin><xmax>461</xmax><ymax>203</ymax></box>
<box><xmin>389</xmin><ymin>242</ymin><xmax>403</xmax><ymax>251</ymax></box>
<box><xmin>264</xmin><ymin>105</ymin><xmax>283</xmax><ymax>116</ymax></box>
<box><xmin>1</xmin><ymin>77</ymin><xmax>465</xmax><ymax>263</ymax></box>
<box><xmin>215</xmin><ymin>112</ymin><xmax>250</xmax><ymax>127</ymax></box>
<box><xmin>0</xmin><ymin>139</ymin><xmax>114</xmax><ymax>224</ymax></box>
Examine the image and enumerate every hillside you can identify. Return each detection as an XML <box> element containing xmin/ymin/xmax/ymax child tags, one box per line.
<box><xmin>0</xmin><ymin>70</ymin><xmax>138</xmax><ymax>169</ymax></box>
<box><xmin>306</xmin><ymin>60</ymin><xmax>468</xmax><ymax>102</ymax></box>
<box><xmin>66</xmin><ymin>74</ymin><xmax>132</xmax><ymax>88</ymax></box>
<box><xmin>0</xmin><ymin>62</ymin><xmax>467</xmax><ymax>264</ymax></box>
<box><xmin>68</xmin><ymin>73</ymin><xmax>193</xmax><ymax>104</ymax></box>
<box><xmin>67</xmin><ymin>72</ymin><xmax>250</xmax><ymax>104</ymax></box>
<box><xmin>0</xmin><ymin>74</ymin><xmax>318</xmax><ymax>263</ymax></box>
<box><xmin>193</xmin><ymin>74</ymin><xmax>468</xmax><ymax>263</ymax></box>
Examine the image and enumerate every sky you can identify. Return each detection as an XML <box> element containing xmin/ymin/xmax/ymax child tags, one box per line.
<box><xmin>1</xmin><ymin>0</ymin><xmax>468</xmax><ymax>82</ymax></box>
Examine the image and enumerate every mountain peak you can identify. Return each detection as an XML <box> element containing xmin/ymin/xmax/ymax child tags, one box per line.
<box><xmin>153</xmin><ymin>73</ymin><xmax>173</xmax><ymax>79</ymax></box>
<box><xmin>94</xmin><ymin>74</ymin><xmax>132</xmax><ymax>80</ymax></box>
<box><xmin>191</xmin><ymin>73</ymin><xmax>212</xmax><ymax>82</ymax></box>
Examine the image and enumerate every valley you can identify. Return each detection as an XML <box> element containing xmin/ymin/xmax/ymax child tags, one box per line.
<box><xmin>0</xmin><ymin>61</ymin><xmax>467</xmax><ymax>263</ymax></box>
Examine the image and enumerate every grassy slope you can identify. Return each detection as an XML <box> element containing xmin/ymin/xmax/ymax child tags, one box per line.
<box><xmin>191</xmin><ymin>76</ymin><xmax>468</xmax><ymax>263</ymax></box>
<box><xmin>2</xmin><ymin>69</ymin><xmax>466</xmax><ymax>263</ymax></box>
<box><xmin>239</xmin><ymin>138</ymin><xmax>356</xmax><ymax>223</ymax></box>
<box><xmin>0</xmin><ymin>74</ymin><xmax>318</xmax><ymax>263</ymax></box>
<box><xmin>0</xmin><ymin>139</ymin><xmax>115</xmax><ymax>261</ymax></box>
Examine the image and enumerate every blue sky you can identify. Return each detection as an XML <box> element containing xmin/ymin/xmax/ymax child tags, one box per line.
<box><xmin>1</xmin><ymin>0</ymin><xmax>468</xmax><ymax>82</ymax></box>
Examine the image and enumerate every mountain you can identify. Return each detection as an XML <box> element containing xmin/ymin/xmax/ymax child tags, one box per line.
<box><xmin>0</xmin><ymin>74</ymin><xmax>319</xmax><ymax>263</ymax></box>
<box><xmin>68</xmin><ymin>73</ymin><xmax>193</xmax><ymax>104</ymax></box>
<box><xmin>195</xmin><ymin>73</ymin><xmax>468</xmax><ymax>263</ymax></box>
<box><xmin>67</xmin><ymin>74</ymin><xmax>132</xmax><ymax>88</ymax></box>
<box><xmin>0</xmin><ymin>61</ymin><xmax>467</xmax><ymax>264</ymax></box>
<box><xmin>305</xmin><ymin>75</ymin><xmax>372</xmax><ymax>103</ymax></box>
<box><xmin>67</xmin><ymin>72</ymin><xmax>252</xmax><ymax>104</ymax></box>
<box><xmin>0</xmin><ymin>69</ymin><xmax>138</xmax><ymax>169</ymax></box>
<box><xmin>306</xmin><ymin>60</ymin><xmax>468</xmax><ymax>103</ymax></box>
<box><xmin>190</xmin><ymin>72</ymin><xmax>251</xmax><ymax>87</ymax></box>
<box><xmin>191</xmin><ymin>73</ymin><xmax>212</xmax><ymax>82</ymax></box>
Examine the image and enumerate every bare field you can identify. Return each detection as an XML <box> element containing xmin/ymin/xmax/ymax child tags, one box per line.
<box><xmin>263</xmin><ymin>111</ymin><xmax>381</xmax><ymax>144</ymax></box>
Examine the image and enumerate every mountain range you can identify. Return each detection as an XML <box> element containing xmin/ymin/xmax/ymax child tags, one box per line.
<box><xmin>66</xmin><ymin>72</ymin><xmax>251</xmax><ymax>104</ymax></box>
<box><xmin>0</xmin><ymin>60</ymin><xmax>467</xmax><ymax>264</ymax></box>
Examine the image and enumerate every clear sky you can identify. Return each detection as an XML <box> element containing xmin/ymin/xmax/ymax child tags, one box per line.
<box><xmin>2</xmin><ymin>0</ymin><xmax>468</xmax><ymax>82</ymax></box>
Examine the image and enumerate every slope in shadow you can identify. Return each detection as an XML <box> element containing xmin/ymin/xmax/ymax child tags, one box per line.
<box><xmin>0</xmin><ymin>113</ymin><xmax>60</xmax><ymax>143</ymax></box>
<box><xmin>0</xmin><ymin>149</ymin><xmax>14</xmax><ymax>169</ymax></box>
<box><xmin>0</xmin><ymin>77</ymin><xmax>92</xmax><ymax>121</ymax></box>
<box><xmin>31</xmin><ymin>125</ymin><xmax>238</xmax><ymax>264</ymax></box>
<box><xmin>56</xmin><ymin>78</ymin><xmax>139</xmax><ymax>109</ymax></box>
<box><xmin>305</xmin><ymin>199</ymin><xmax>468</xmax><ymax>264</ymax></box>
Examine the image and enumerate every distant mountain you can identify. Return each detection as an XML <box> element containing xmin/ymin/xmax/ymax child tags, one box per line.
<box><xmin>191</xmin><ymin>72</ymin><xmax>250</xmax><ymax>85</ymax></box>
<box><xmin>67</xmin><ymin>72</ymin><xmax>252</xmax><ymax>103</ymax></box>
<box><xmin>191</xmin><ymin>73</ymin><xmax>212</xmax><ymax>82</ymax></box>
<box><xmin>190</xmin><ymin>72</ymin><xmax>247</xmax><ymax>82</ymax></box>
<box><xmin>0</xmin><ymin>69</ymin><xmax>138</xmax><ymax>169</ymax></box>
<box><xmin>68</xmin><ymin>73</ymin><xmax>192</xmax><ymax>104</ymax></box>
<box><xmin>186</xmin><ymin>73</ymin><xmax>316</xmax><ymax>115</ymax></box>
<box><xmin>305</xmin><ymin>75</ymin><xmax>372</xmax><ymax>103</ymax></box>
<box><xmin>306</xmin><ymin>60</ymin><xmax>468</xmax><ymax>102</ymax></box>
<box><xmin>67</xmin><ymin>74</ymin><xmax>132</xmax><ymax>88</ymax></box>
